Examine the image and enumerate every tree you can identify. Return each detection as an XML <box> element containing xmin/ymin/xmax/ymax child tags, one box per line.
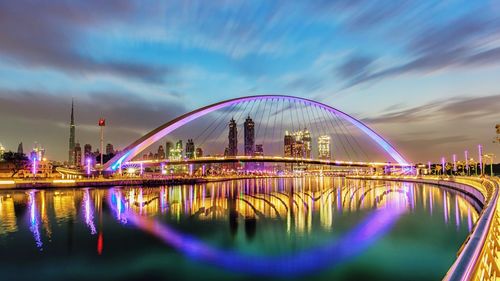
<box><xmin>2</xmin><ymin>151</ymin><xmax>29</xmax><ymax>177</ymax></box>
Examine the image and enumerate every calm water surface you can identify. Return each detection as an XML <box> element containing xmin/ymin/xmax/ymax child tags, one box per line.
<box><xmin>0</xmin><ymin>177</ymin><xmax>479</xmax><ymax>281</ymax></box>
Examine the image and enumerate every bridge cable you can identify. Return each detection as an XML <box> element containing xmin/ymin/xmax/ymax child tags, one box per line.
<box><xmin>194</xmin><ymin>102</ymin><xmax>238</xmax><ymax>147</ymax></box>
<box><xmin>327</xmin><ymin>109</ymin><xmax>360</xmax><ymax>161</ymax></box>
<box><xmin>270</xmin><ymin>98</ymin><xmax>279</xmax><ymax>157</ymax></box>
<box><xmin>332</xmin><ymin>110</ymin><xmax>370</xmax><ymax>161</ymax></box>
<box><xmin>261</xmin><ymin>98</ymin><xmax>274</xmax><ymax>154</ymax></box>
<box><xmin>320</xmin><ymin>107</ymin><xmax>352</xmax><ymax>161</ymax></box>
<box><xmin>330</xmin><ymin>110</ymin><xmax>363</xmax><ymax>161</ymax></box>
<box><xmin>195</xmin><ymin>102</ymin><xmax>240</xmax><ymax>151</ymax></box>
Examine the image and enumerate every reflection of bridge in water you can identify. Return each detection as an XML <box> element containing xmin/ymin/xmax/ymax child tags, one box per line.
<box><xmin>117</xmin><ymin>177</ymin><xmax>479</xmax><ymax>233</ymax></box>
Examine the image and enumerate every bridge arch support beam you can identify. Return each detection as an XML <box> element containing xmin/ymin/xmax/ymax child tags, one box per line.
<box><xmin>105</xmin><ymin>95</ymin><xmax>409</xmax><ymax>171</ymax></box>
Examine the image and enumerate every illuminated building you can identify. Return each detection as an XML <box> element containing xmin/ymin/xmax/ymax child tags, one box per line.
<box><xmin>84</xmin><ymin>144</ymin><xmax>92</xmax><ymax>162</ymax></box>
<box><xmin>227</xmin><ymin>118</ymin><xmax>238</xmax><ymax>156</ymax></box>
<box><xmin>29</xmin><ymin>142</ymin><xmax>45</xmax><ymax>161</ymax></box>
<box><xmin>284</xmin><ymin>132</ymin><xmax>293</xmax><ymax>157</ymax></box>
<box><xmin>255</xmin><ymin>144</ymin><xmax>264</xmax><ymax>169</ymax></box>
<box><xmin>74</xmin><ymin>143</ymin><xmax>82</xmax><ymax>167</ymax></box>
<box><xmin>185</xmin><ymin>139</ymin><xmax>195</xmax><ymax>159</ymax></box>
<box><xmin>318</xmin><ymin>135</ymin><xmax>331</xmax><ymax>160</ymax></box>
<box><xmin>165</xmin><ymin>141</ymin><xmax>173</xmax><ymax>160</ymax></box>
<box><xmin>68</xmin><ymin>100</ymin><xmax>75</xmax><ymax>164</ymax></box>
<box><xmin>284</xmin><ymin>129</ymin><xmax>311</xmax><ymax>158</ymax></box>
<box><xmin>244</xmin><ymin>116</ymin><xmax>255</xmax><ymax>156</ymax></box>
<box><xmin>0</xmin><ymin>143</ymin><xmax>5</xmax><ymax>159</ymax></box>
<box><xmin>169</xmin><ymin>140</ymin><xmax>183</xmax><ymax>160</ymax></box>
<box><xmin>195</xmin><ymin>147</ymin><xmax>203</xmax><ymax>158</ymax></box>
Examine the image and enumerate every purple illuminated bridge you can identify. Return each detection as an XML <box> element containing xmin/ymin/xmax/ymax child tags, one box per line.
<box><xmin>104</xmin><ymin>95</ymin><xmax>409</xmax><ymax>171</ymax></box>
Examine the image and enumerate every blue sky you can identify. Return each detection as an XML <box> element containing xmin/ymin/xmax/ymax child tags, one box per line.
<box><xmin>0</xmin><ymin>0</ymin><xmax>499</xmax><ymax>162</ymax></box>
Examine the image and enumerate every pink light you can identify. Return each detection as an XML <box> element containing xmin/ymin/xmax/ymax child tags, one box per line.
<box><xmin>86</xmin><ymin>158</ymin><xmax>91</xmax><ymax>176</ymax></box>
<box><xmin>106</xmin><ymin>95</ymin><xmax>409</xmax><ymax>171</ymax></box>
<box><xmin>465</xmin><ymin>150</ymin><xmax>469</xmax><ymax>174</ymax></box>
<box><xmin>478</xmin><ymin>145</ymin><xmax>483</xmax><ymax>175</ymax></box>
<box><xmin>32</xmin><ymin>157</ymin><xmax>37</xmax><ymax>177</ymax></box>
<box><xmin>441</xmin><ymin>157</ymin><xmax>446</xmax><ymax>175</ymax></box>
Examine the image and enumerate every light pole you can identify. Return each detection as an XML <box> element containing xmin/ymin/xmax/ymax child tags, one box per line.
<box><xmin>98</xmin><ymin>118</ymin><xmax>105</xmax><ymax>174</ymax></box>
<box><xmin>465</xmin><ymin>150</ymin><xmax>469</xmax><ymax>176</ymax></box>
<box><xmin>86</xmin><ymin>158</ymin><xmax>91</xmax><ymax>178</ymax></box>
<box><xmin>32</xmin><ymin>157</ymin><xmax>37</xmax><ymax>180</ymax></box>
<box><xmin>452</xmin><ymin>154</ymin><xmax>457</xmax><ymax>175</ymax></box>
<box><xmin>478</xmin><ymin>144</ymin><xmax>483</xmax><ymax>176</ymax></box>
<box><xmin>441</xmin><ymin>157</ymin><xmax>446</xmax><ymax>176</ymax></box>
<box><xmin>483</xmin><ymin>154</ymin><xmax>495</xmax><ymax>177</ymax></box>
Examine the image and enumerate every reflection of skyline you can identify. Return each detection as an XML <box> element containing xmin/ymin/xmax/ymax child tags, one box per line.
<box><xmin>0</xmin><ymin>178</ymin><xmax>481</xmax><ymax>251</ymax></box>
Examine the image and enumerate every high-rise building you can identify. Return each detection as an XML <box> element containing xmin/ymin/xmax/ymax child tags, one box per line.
<box><xmin>185</xmin><ymin>139</ymin><xmax>195</xmax><ymax>159</ymax></box>
<box><xmin>195</xmin><ymin>147</ymin><xmax>203</xmax><ymax>158</ymax></box>
<box><xmin>284</xmin><ymin>129</ymin><xmax>311</xmax><ymax>158</ymax></box>
<box><xmin>84</xmin><ymin>144</ymin><xmax>92</xmax><ymax>160</ymax></box>
<box><xmin>165</xmin><ymin>141</ymin><xmax>173</xmax><ymax>160</ymax></box>
<box><xmin>318</xmin><ymin>135</ymin><xmax>331</xmax><ymax>159</ymax></box>
<box><xmin>227</xmin><ymin>118</ymin><xmax>238</xmax><ymax>156</ymax></box>
<box><xmin>74</xmin><ymin>143</ymin><xmax>82</xmax><ymax>167</ymax></box>
<box><xmin>17</xmin><ymin>142</ymin><xmax>23</xmax><ymax>155</ymax></box>
<box><xmin>0</xmin><ymin>143</ymin><xmax>5</xmax><ymax>159</ymax></box>
<box><xmin>169</xmin><ymin>140</ymin><xmax>183</xmax><ymax>160</ymax></box>
<box><xmin>157</xmin><ymin>145</ymin><xmax>165</xmax><ymax>159</ymax></box>
<box><xmin>106</xmin><ymin>143</ymin><xmax>114</xmax><ymax>155</ymax></box>
<box><xmin>255</xmin><ymin>144</ymin><xmax>263</xmax><ymax>156</ymax></box>
<box><xmin>244</xmin><ymin>116</ymin><xmax>255</xmax><ymax>156</ymax></box>
<box><xmin>30</xmin><ymin>142</ymin><xmax>45</xmax><ymax>161</ymax></box>
<box><xmin>68</xmin><ymin>99</ymin><xmax>76</xmax><ymax>164</ymax></box>
<box><xmin>284</xmin><ymin>132</ymin><xmax>293</xmax><ymax>157</ymax></box>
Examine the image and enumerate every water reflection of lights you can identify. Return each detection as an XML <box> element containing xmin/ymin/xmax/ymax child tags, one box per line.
<box><xmin>109</xmin><ymin>188</ymin><xmax>407</xmax><ymax>276</ymax></box>
<box><xmin>82</xmin><ymin>189</ymin><xmax>97</xmax><ymax>235</ymax></box>
<box><xmin>28</xmin><ymin>191</ymin><xmax>43</xmax><ymax>250</ymax></box>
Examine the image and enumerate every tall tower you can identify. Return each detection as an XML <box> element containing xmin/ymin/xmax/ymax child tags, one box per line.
<box><xmin>68</xmin><ymin>99</ymin><xmax>76</xmax><ymax>164</ymax></box>
<box><xmin>244</xmin><ymin>115</ymin><xmax>255</xmax><ymax>156</ymax></box>
<box><xmin>227</xmin><ymin>118</ymin><xmax>238</xmax><ymax>156</ymax></box>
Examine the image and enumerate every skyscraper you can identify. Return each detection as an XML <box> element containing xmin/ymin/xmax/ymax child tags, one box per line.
<box><xmin>17</xmin><ymin>142</ymin><xmax>23</xmax><ymax>154</ymax></box>
<box><xmin>157</xmin><ymin>145</ymin><xmax>165</xmax><ymax>159</ymax></box>
<box><xmin>244</xmin><ymin>115</ymin><xmax>255</xmax><ymax>156</ymax></box>
<box><xmin>68</xmin><ymin>99</ymin><xmax>76</xmax><ymax>164</ymax></box>
<box><xmin>170</xmin><ymin>140</ymin><xmax>183</xmax><ymax>160</ymax></box>
<box><xmin>74</xmin><ymin>143</ymin><xmax>82</xmax><ymax>167</ymax></box>
<box><xmin>165</xmin><ymin>141</ymin><xmax>173</xmax><ymax>160</ymax></box>
<box><xmin>0</xmin><ymin>143</ymin><xmax>5</xmax><ymax>159</ymax></box>
<box><xmin>106</xmin><ymin>143</ymin><xmax>114</xmax><ymax>155</ymax></box>
<box><xmin>284</xmin><ymin>132</ymin><xmax>293</xmax><ymax>157</ymax></box>
<box><xmin>227</xmin><ymin>118</ymin><xmax>238</xmax><ymax>156</ymax></box>
<box><xmin>84</xmin><ymin>144</ymin><xmax>92</xmax><ymax>161</ymax></box>
<box><xmin>318</xmin><ymin>135</ymin><xmax>331</xmax><ymax>159</ymax></box>
<box><xmin>185</xmin><ymin>139</ymin><xmax>195</xmax><ymax>159</ymax></box>
<box><xmin>195</xmin><ymin>147</ymin><xmax>203</xmax><ymax>158</ymax></box>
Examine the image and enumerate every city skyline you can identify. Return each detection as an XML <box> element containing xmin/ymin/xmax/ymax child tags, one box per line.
<box><xmin>0</xmin><ymin>1</ymin><xmax>499</xmax><ymax>162</ymax></box>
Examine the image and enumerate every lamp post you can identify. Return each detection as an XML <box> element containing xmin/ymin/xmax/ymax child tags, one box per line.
<box><xmin>86</xmin><ymin>158</ymin><xmax>91</xmax><ymax>178</ymax></box>
<box><xmin>478</xmin><ymin>145</ymin><xmax>483</xmax><ymax>176</ymax></box>
<box><xmin>98</xmin><ymin>118</ymin><xmax>105</xmax><ymax>174</ymax></box>
<box><xmin>465</xmin><ymin>150</ymin><xmax>469</xmax><ymax>176</ymax></box>
<box><xmin>32</xmin><ymin>157</ymin><xmax>37</xmax><ymax>180</ymax></box>
<box><xmin>428</xmin><ymin>161</ymin><xmax>431</xmax><ymax>175</ymax></box>
<box><xmin>452</xmin><ymin>154</ymin><xmax>457</xmax><ymax>175</ymax></box>
<box><xmin>441</xmin><ymin>157</ymin><xmax>446</xmax><ymax>176</ymax></box>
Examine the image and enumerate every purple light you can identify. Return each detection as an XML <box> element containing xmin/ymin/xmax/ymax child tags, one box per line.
<box><xmin>86</xmin><ymin>158</ymin><xmax>91</xmax><ymax>176</ymax></box>
<box><xmin>32</xmin><ymin>157</ymin><xmax>37</xmax><ymax>177</ymax></box>
<box><xmin>428</xmin><ymin>161</ymin><xmax>431</xmax><ymax>173</ymax></box>
<box><xmin>478</xmin><ymin>145</ymin><xmax>483</xmax><ymax>175</ymax></box>
<box><xmin>465</xmin><ymin>150</ymin><xmax>469</xmax><ymax>175</ymax></box>
<box><xmin>140</xmin><ymin>162</ymin><xmax>143</xmax><ymax>176</ymax></box>
<box><xmin>108</xmin><ymin>190</ymin><xmax>405</xmax><ymax>277</ymax></box>
<box><xmin>441</xmin><ymin>157</ymin><xmax>446</xmax><ymax>176</ymax></box>
<box><xmin>105</xmin><ymin>95</ymin><xmax>409</xmax><ymax>171</ymax></box>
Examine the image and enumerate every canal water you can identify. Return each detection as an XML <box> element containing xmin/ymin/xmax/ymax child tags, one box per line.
<box><xmin>0</xmin><ymin>177</ymin><xmax>479</xmax><ymax>281</ymax></box>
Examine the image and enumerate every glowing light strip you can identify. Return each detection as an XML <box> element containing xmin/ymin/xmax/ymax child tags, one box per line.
<box><xmin>108</xmin><ymin>189</ymin><xmax>405</xmax><ymax>276</ymax></box>
<box><xmin>107</xmin><ymin>95</ymin><xmax>409</xmax><ymax>171</ymax></box>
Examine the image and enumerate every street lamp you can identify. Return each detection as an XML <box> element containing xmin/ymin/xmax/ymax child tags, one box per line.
<box><xmin>483</xmin><ymin>154</ymin><xmax>495</xmax><ymax>177</ymax></box>
<box><xmin>465</xmin><ymin>150</ymin><xmax>469</xmax><ymax>176</ymax></box>
<box><xmin>441</xmin><ymin>157</ymin><xmax>446</xmax><ymax>176</ymax></box>
<box><xmin>32</xmin><ymin>157</ymin><xmax>37</xmax><ymax>180</ymax></box>
<box><xmin>478</xmin><ymin>145</ymin><xmax>483</xmax><ymax>176</ymax></box>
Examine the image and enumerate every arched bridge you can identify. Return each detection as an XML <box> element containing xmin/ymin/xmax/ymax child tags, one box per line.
<box><xmin>105</xmin><ymin>95</ymin><xmax>410</xmax><ymax>172</ymax></box>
